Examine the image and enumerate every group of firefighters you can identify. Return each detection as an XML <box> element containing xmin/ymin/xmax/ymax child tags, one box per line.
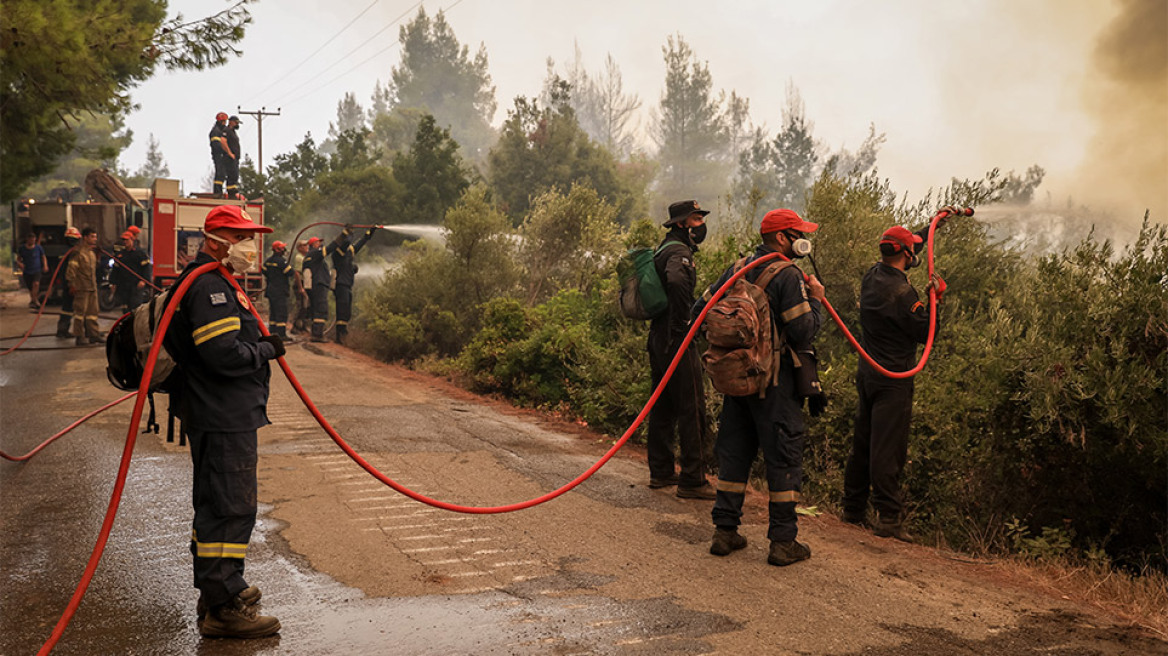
<box><xmin>261</xmin><ymin>223</ymin><xmax>379</xmax><ymax>345</ymax></box>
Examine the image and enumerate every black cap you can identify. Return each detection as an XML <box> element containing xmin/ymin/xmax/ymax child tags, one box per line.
<box><xmin>664</xmin><ymin>200</ymin><xmax>710</xmax><ymax>226</ymax></box>
<box><xmin>228</xmin><ymin>115</ymin><xmax>242</xmax><ymax>124</ymax></box>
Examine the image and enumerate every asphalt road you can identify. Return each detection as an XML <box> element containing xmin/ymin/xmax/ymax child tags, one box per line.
<box><xmin>1</xmin><ymin>294</ymin><xmax>1162</xmax><ymax>655</ymax></box>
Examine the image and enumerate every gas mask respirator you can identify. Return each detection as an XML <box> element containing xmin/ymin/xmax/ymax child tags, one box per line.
<box><xmin>784</xmin><ymin>232</ymin><xmax>812</xmax><ymax>258</ymax></box>
<box><xmin>205</xmin><ymin>232</ymin><xmax>259</xmax><ymax>274</ymax></box>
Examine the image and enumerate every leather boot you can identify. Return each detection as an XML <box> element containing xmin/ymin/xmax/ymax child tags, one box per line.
<box><xmin>873</xmin><ymin>517</ymin><xmax>914</xmax><ymax>543</ymax></box>
<box><xmin>709</xmin><ymin>527</ymin><xmax>747</xmax><ymax>556</ymax></box>
<box><xmin>767</xmin><ymin>540</ymin><xmax>811</xmax><ymax>566</ymax></box>
<box><xmin>200</xmin><ymin>593</ymin><xmax>279</xmax><ymax>639</ymax></box>
<box><xmin>197</xmin><ymin>585</ymin><xmax>262</xmax><ymax>622</ymax></box>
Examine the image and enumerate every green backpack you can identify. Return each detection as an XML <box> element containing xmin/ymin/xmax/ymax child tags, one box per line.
<box><xmin>618</xmin><ymin>241</ymin><xmax>681</xmax><ymax>320</ymax></box>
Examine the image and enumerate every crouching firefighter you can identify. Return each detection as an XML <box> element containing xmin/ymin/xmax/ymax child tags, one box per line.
<box><xmin>162</xmin><ymin>205</ymin><xmax>285</xmax><ymax>639</ymax></box>
<box><xmin>693</xmin><ymin>208</ymin><xmax>826</xmax><ymax>567</ymax></box>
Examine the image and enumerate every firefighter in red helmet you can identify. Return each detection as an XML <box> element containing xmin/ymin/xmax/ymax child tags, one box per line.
<box><xmin>209</xmin><ymin>112</ymin><xmax>235</xmax><ymax>197</ymax></box>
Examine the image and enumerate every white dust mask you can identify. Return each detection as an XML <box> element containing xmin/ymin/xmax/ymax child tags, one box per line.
<box><xmin>205</xmin><ymin>233</ymin><xmax>259</xmax><ymax>273</ymax></box>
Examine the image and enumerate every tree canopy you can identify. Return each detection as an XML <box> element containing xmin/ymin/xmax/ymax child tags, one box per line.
<box><xmin>0</xmin><ymin>0</ymin><xmax>251</xmax><ymax>201</ymax></box>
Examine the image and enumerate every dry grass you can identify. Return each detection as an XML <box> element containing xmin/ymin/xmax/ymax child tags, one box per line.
<box><xmin>999</xmin><ymin>557</ymin><xmax>1168</xmax><ymax>640</ymax></box>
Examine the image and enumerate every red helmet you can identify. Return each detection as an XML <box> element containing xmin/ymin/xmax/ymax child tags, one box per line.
<box><xmin>271</xmin><ymin>240</ymin><xmax>286</xmax><ymax>252</ymax></box>
<box><xmin>65</xmin><ymin>226</ymin><xmax>82</xmax><ymax>239</ymax></box>
<box><xmin>216</xmin><ymin>112</ymin><xmax>228</xmax><ymax>122</ymax></box>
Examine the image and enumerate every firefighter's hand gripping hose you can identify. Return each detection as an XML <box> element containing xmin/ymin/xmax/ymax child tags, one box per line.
<box><xmin>818</xmin><ymin>206</ymin><xmax>973</xmax><ymax>378</ymax></box>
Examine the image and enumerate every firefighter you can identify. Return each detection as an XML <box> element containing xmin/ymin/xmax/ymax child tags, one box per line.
<box><xmin>225</xmin><ymin>115</ymin><xmax>243</xmax><ymax>199</ymax></box>
<box><xmin>302</xmin><ymin>237</ymin><xmax>331</xmax><ymax>343</ymax></box>
<box><xmin>66</xmin><ymin>227</ymin><xmax>103</xmax><ymax>346</ymax></box>
<box><xmin>111</xmin><ymin>231</ymin><xmax>152</xmax><ymax>312</ymax></box>
<box><xmin>841</xmin><ymin>214</ymin><xmax>949</xmax><ymax>542</ymax></box>
<box><xmin>261</xmin><ymin>241</ymin><xmax>294</xmax><ymax>339</ymax></box>
<box><xmin>161</xmin><ymin>205</ymin><xmax>282</xmax><ymax>639</ymax></box>
<box><xmin>326</xmin><ymin>223</ymin><xmax>377</xmax><ymax>345</ymax></box>
<box><xmin>694</xmin><ymin>209</ymin><xmax>826</xmax><ymax>566</ymax></box>
<box><xmin>290</xmin><ymin>240</ymin><xmax>310</xmax><ymax>334</ymax></box>
<box><xmin>209</xmin><ymin>112</ymin><xmax>235</xmax><ymax>197</ymax></box>
<box><xmin>646</xmin><ymin>200</ymin><xmax>715</xmax><ymax>499</ymax></box>
<box><xmin>55</xmin><ymin>227</ymin><xmax>82</xmax><ymax>338</ymax></box>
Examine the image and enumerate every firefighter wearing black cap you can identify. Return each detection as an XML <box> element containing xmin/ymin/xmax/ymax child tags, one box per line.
<box><xmin>162</xmin><ymin>205</ymin><xmax>282</xmax><ymax>639</ymax></box>
<box><xmin>841</xmin><ymin>210</ymin><xmax>950</xmax><ymax>543</ymax></box>
<box><xmin>224</xmin><ymin>115</ymin><xmax>243</xmax><ymax>199</ymax></box>
<box><xmin>646</xmin><ymin>200</ymin><xmax>716</xmax><ymax>499</ymax></box>
<box><xmin>326</xmin><ymin>223</ymin><xmax>377</xmax><ymax>344</ymax></box>
<box><xmin>262</xmin><ymin>241</ymin><xmax>294</xmax><ymax>339</ymax></box>
<box><xmin>303</xmin><ymin>237</ymin><xmax>331</xmax><ymax>342</ymax></box>
<box><xmin>209</xmin><ymin>112</ymin><xmax>235</xmax><ymax>197</ymax></box>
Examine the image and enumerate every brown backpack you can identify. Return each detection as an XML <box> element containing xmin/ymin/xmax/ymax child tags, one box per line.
<box><xmin>701</xmin><ymin>258</ymin><xmax>794</xmax><ymax>398</ymax></box>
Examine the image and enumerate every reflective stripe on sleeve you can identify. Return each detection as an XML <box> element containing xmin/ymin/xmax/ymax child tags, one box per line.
<box><xmin>193</xmin><ymin>317</ymin><xmax>241</xmax><ymax>345</ymax></box>
<box><xmin>780</xmin><ymin>302</ymin><xmax>811</xmax><ymax>323</ymax></box>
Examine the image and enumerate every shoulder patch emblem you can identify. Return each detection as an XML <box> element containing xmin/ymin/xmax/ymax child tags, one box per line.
<box><xmin>236</xmin><ymin>291</ymin><xmax>250</xmax><ymax>309</ymax></box>
<box><xmin>681</xmin><ymin>257</ymin><xmax>693</xmax><ymax>267</ymax></box>
<box><xmin>209</xmin><ymin>292</ymin><xmax>227</xmax><ymax>306</ymax></box>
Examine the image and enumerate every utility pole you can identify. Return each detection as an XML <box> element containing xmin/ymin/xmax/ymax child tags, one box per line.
<box><xmin>235</xmin><ymin>106</ymin><xmax>281</xmax><ymax>175</ymax></box>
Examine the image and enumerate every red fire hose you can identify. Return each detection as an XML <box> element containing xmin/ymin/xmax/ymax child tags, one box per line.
<box><xmin>32</xmin><ymin>208</ymin><xmax>968</xmax><ymax>652</ymax></box>
<box><xmin>1</xmin><ymin>256</ymin><xmax>69</xmax><ymax>357</ymax></box>
<box><xmin>0</xmin><ymin>393</ymin><xmax>134</xmax><ymax>462</ymax></box>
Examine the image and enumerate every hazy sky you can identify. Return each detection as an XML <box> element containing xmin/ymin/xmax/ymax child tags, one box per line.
<box><xmin>121</xmin><ymin>0</ymin><xmax>1165</xmax><ymax>224</ymax></box>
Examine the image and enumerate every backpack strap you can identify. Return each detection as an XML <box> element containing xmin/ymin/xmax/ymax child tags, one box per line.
<box><xmin>751</xmin><ymin>261</ymin><xmax>796</xmax><ymax>391</ymax></box>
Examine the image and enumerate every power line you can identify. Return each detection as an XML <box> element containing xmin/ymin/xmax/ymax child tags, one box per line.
<box><xmin>273</xmin><ymin>0</ymin><xmax>425</xmax><ymax>105</ymax></box>
<box><xmin>244</xmin><ymin>0</ymin><xmax>384</xmax><ymax>105</ymax></box>
<box><xmin>282</xmin><ymin>0</ymin><xmax>465</xmax><ymax>109</ymax></box>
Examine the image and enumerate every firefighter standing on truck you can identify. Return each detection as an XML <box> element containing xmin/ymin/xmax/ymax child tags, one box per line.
<box><xmin>646</xmin><ymin>200</ymin><xmax>716</xmax><ymax>499</ymax></box>
<box><xmin>224</xmin><ymin>115</ymin><xmax>243</xmax><ymax>199</ymax></box>
<box><xmin>326</xmin><ymin>223</ymin><xmax>377</xmax><ymax>345</ymax></box>
<box><xmin>693</xmin><ymin>208</ymin><xmax>825</xmax><ymax>567</ymax></box>
<box><xmin>262</xmin><ymin>241</ymin><xmax>294</xmax><ymax>340</ymax></box>
<box><xmin>162</xmin><ymin>205</ymin><xmax>282</xmax><ymax>639</ymax></box>
<box><xmin>302</xmin><ymin>236</ymin><xmax>331</xmax><ymax>343</ymax></box>
<box><xmin>841</xmin><ymin>211</ymin><xmax>950</xmax><ymax>543</ymax></box>
<box><xmin>209</xmin><ymin>112</ymin><xmax>235</xmax><ymax>197</ymax></box>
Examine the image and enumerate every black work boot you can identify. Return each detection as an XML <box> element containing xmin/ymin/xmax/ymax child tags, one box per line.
<box><xmin>197</xmin><ymin>585</ymin><xmax>262</xmax><ymax>622</ymax></box>
<box><xmin>873</xmin><ymin>517</ymin><xmax>914</xmax><ymax>543</ymax></box>
<box><xmin>709</xmin><ymin>527</ymin><xmax>748</xmax><ymax>556</ymax></box>
<box><xmin>767</xmin><ymin>540</ymin><xmax>811</xmax><ymax>566</ymax></box>
<box><xmin>200</xmin><ymin>593</ymin><xmax>279</xmax><ymax>639</ymax></box>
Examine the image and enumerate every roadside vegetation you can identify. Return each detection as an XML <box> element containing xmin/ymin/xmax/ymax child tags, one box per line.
<box><xmin>8</xmin><ymin>3</ymin><xmax>1164</xmax><ymax>633</ymax></box>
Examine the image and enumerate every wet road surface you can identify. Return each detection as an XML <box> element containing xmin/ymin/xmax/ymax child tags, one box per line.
<box><xmin>1</xmin><ymin>298</ymin><xmax>1163</xmax><ymax>655</ymax></box>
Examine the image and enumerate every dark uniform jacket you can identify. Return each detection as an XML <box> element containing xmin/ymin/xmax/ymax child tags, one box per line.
<box><xmin>649</xmin><ymin>230</ymin><xmax>698</xmax><ymax>352</ymax></box>
<box><xmin>209</xmin><ymin>123</ymin><xmax>229</xmax><ymax>157</ymax></box>
<box><xmin>163</xmin><ymin>252</ymin><xmax>277</xmax><ymax>432</ymax></box>
<box><xmin>115</xmin><ymin>246</ymin><xmax>152</xmax><ymax>288</ymax></box>
<box><xmin>262</xmin><ymin>253</ymin><xmax>293</xmax><ymax>300</ymax></box>
<box><xmin>326</xmin><ymin>230</ymin><xmax>374</xmax><ymax>288</ymax></box>
<box><xmin>695</xmin><ymin>244</ymin><xmax>824</xmax><ymax>372</ymax></box>
<box><xmin>857</xmin><ymin>262</ymin><xmax>938</xmax><ymax>374</ymax></box>
<box><xmin>303</xmin><ymin>247</ymin><xmax>331</xmax><ymax>289</ymax></box>
<box><xmin>225</xmin><ymin>126</ymin><xmax>240</xmax><ymax>160</ymax></box>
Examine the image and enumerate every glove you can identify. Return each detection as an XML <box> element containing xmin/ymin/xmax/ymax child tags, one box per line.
<box><xmin>365</xmin><ymin>225</ymin><xmax>378</xmax><ymax>238</ymax></box>
<box><xmin>808</xmin><ymin>393</ymin><xmax>829</xmax><ymax>418</ymax></box>
<box><xmin>260</xmin><ymin>334</ymin><xmax>285</xmax><ymax>359</ymax></box>
<box><xmin>927</xmin><ymin>274</ymin><xmax>947</xmax><ymax>301</ymax></box>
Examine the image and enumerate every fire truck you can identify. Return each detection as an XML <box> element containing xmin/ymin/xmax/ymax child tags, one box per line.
<box><xmin>11</xmin><ymin>173</ymin><xmax>264</xmax><ymax>306</ymax></box>
<box><xmin>145</xmin><ymin>178</ymin><xmax>265</xmax><ymax>293</ymax></box>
